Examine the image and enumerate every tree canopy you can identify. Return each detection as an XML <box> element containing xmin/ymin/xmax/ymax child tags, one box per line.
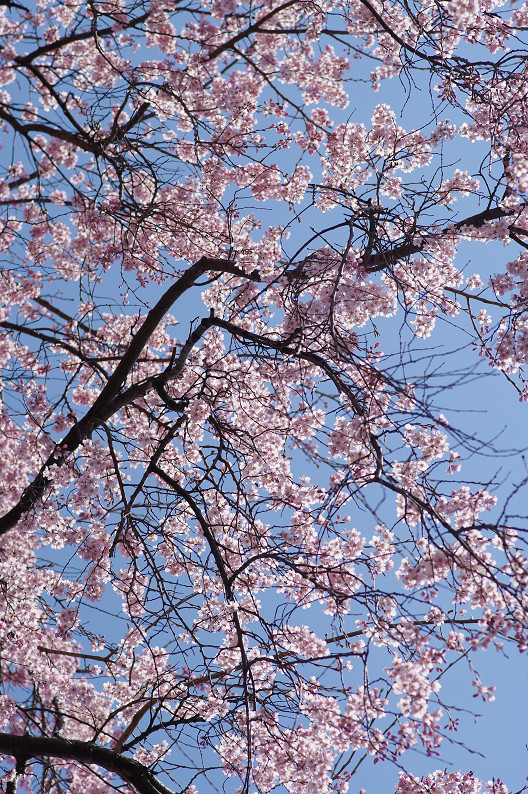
<box><xmin>0</xmin><ymin>0</ymin><xmax>527</xmax><ymax>792</ymax></box>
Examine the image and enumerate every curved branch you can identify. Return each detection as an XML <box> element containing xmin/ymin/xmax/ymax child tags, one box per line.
<box><xmin>0</xmin><ymin>733</ymin><xmax>176</xmax><ymax>794</ymax></box>
<box><xmin>357</xmin><ymin>0</ymin><xmax>438</xmax><ymax>65</ymax></box>
<box><xmin>13</xmin><ymin>12</ymin><xmax>150</xmax><ymax>66</ymax></box>
<box><xmin>206</xmin><ymin>0</ymin><xmax>298</xmax><ymax>60</ymax></box>
<box><xmin>209</xmin><ymin>316</ymin><xmax>364</xmax><ymax>415</ymax></box>
<box><xmin>0</xmin><ymin>257</ymin><xmax>252</xmax><ymax>537</ymax></box>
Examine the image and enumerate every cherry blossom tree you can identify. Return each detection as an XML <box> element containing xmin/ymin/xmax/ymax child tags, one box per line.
<box><xmin>0</xmin><ymin>0</ymin><xmax>528</xmax><ymax>792</ymax></box>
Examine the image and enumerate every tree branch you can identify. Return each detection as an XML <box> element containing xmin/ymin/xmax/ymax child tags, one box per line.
<box><xmin>0</xmin><ymin>257</ymin><xmax>250</xmax><ymax>537</ymax></box>
<box><xmin>0</xmin><ymin>733</ymin><xmax>177</xmax><ymax>794</ymax></box>
<box><xmin>365</xmin><ymin>205</ymin><xmax>523</xmax><ymax>272</ymax></box>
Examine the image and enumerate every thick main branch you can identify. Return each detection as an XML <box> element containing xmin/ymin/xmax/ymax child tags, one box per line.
<box><xmin>0</xmin><ymin>257</ymin><xmax>252</xmax><ymax>537</ymax></box>
<box><xmin>0</xmin><ymin>733</ymin><xmax>176</xmax><ymax>794</ymax></box>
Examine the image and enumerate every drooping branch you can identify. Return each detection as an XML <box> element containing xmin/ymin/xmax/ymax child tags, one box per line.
<box><xmin>208</xmin><ymin>316</ymin><xmax>365</xmax><ymax>415</ymax></box>
<box><xmin>0</xmin><ymin>105</ymin><xmax>107</xmax><ymax>157</ymax></box>
<box><xmin>0</xmin><ymin>733</ymin><xmax>177</xmax><ymax>794</ymax></box>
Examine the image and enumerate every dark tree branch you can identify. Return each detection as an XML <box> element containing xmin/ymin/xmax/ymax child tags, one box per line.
<box><xmin>12</xmin><ymin>12</ymin><xmax>150</xmax><ymax>66</ymax></box>
<box><xmin>0</xmin><ymin>257</ymin><xmax>250</xmax><ymax>537</ymax></box>
<box><xmin>365</xmin><ymin>205</ymin><xmax>524</xmax><ymax>272</ymax></box>
<box><xmin>0</xmin><ymin>733</ymin><xmax>177</xmax><ymax>794</ymax></box>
